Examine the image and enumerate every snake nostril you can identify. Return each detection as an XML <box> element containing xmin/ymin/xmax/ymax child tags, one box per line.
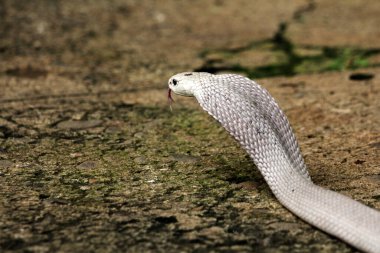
<box><xmin>173</xmin><ymin>79</ymin><xmax>178</xmax><ymax>86</ymax></box>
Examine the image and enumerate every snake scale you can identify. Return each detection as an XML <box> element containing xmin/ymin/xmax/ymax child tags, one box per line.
<box><xmin>167</xmin><ymin>72</ymin><xmax>380</xmax><ymax>253</ymax></box>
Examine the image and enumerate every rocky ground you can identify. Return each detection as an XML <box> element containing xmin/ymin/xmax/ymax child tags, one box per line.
<box><xmin>0</xmin><ymin>0</ymin><xmax>379</xmax><ymax>252</ymax></box>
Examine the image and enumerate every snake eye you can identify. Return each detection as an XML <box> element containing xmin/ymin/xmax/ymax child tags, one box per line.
<box><xmin>172</xmin><ymin>79</ymin><xmax>178</xmax><ymax>86</ymax></box>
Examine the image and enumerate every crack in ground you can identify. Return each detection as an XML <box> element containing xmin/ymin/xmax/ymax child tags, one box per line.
<box><xmin>195</xmin><ymin>0</ymin><xmax>380</xmax><ymax>78</ymax></box>
<box><xmin>292</xmin><ymin>0</ymin><xmax>316</xmax><ymax>21</ymax></box>
<box><xmin>0</xmin><ymin>86</ymin><xmax>162</xmax><ymax>104</ymax></box>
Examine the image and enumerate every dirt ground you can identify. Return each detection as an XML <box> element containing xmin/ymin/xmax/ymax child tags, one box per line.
<box><xmin>0</xmin><ymin>1</ymin><xmax>379</xmax><ymax>252</ymax></box>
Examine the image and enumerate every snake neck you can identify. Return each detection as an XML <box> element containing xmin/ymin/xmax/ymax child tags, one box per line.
<box><xmin>192</xmin><ymin>74</ymin><xmax>380</xmax><ymax>253</ymax></box>
<box><xmin>195</xmin><ymin>75</ymin><xmax>311</xmax><ymax>184</ymax></box>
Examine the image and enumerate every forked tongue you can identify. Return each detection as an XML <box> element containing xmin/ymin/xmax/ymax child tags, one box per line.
<box><xmin>167</xmin><ymin>88</ymin><xmax>174</xmax><ymax>111</ymax></box>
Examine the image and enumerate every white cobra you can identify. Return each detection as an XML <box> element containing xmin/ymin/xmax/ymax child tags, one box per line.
<box><xmin>167</xmin><ymin>72</ymin><xmax>380</xmax><ymax>253</ymax></box>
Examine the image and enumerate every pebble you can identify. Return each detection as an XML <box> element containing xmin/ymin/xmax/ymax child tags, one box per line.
<box><xmin>57</xmin><ymin>120</ymin><xmax>102</xmax><ymax>130</ymax></box>
<box><xmin>0</xmin><ymin>160</ymin><xmax>13</xmax><ymax>169</ymax></box>
<box><xmin>77</xmin><ymin>161</ymin><xmax>98</xmax><ymax>169</ymax></box>
<box><xmin>134</xmin><ymin>156</ymin><xmax>148</xmax><ymax>165</ymax></box>
<box><xmin>170</xmin><ymin>154</ymin><xmax>200</xmax><ymax>164</ymax></box>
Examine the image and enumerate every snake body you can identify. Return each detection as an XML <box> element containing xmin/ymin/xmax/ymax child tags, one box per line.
<box><xmin>168</xmin><ymin>72</ymin><xmax>380</xmax><ymax>253</ymax></box>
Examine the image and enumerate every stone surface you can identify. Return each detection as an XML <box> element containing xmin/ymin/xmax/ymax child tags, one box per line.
<box><xmin>287</xmin><ymin>0</ymin><xmax>380</xmax><ymax>48</ymax></box>
<box><xmin>0</xmin><ymin>1</ymin><xmax>379</xmax><ymax>253</ymax></box>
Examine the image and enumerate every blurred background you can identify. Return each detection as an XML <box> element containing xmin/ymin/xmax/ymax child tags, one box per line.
<box><xmin>1</xmin><ymin>1</ymin><xmax>379</xmax><ymax>252</ymax></box>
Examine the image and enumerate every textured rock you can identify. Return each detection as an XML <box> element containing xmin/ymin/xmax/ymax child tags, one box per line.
<box><xmin>0</xmin><ymin>1</ymin><xmax>379</xmax><ymax>253</ymax></box>
<box><xmin>287</xmin><ymin>0</ymin><xmax>380</xmax><ymax>48</ymax></box>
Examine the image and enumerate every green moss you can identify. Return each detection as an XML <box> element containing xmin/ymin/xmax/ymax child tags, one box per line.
<box><xmin>196</xmin><ymin>25</ymin><xmax>380</xmax><ymax>78</ymax></box>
